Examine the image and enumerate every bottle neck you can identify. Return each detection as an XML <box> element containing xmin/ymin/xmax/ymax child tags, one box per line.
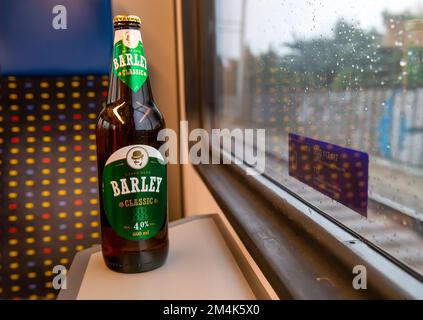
<box><xmin>107</xmin><ymin>26</ymin><xmax>154</xmax><ymax>105</ymax></box>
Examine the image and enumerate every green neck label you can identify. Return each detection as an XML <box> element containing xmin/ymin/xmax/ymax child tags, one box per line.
<box><xmin>102</xmin><ymin>145</ymin><xmax>167</xmax><ymax>241</ymax></box>
<box><xmin>112</xmin><ymin>29</ymin><xmax>148</xmax><ymax>92</ymax></box>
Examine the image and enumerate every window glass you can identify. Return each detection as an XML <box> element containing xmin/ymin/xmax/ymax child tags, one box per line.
<box><xmin>214</xmin><ymin>0</ymin><xmax>423</xmax><ymax>276</ymax></box>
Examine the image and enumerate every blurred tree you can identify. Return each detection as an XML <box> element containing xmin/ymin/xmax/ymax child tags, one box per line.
<box><xmin>243</xmin><ymin>11</ymin><xmax>423</xmax><ymax>90</ymax></box>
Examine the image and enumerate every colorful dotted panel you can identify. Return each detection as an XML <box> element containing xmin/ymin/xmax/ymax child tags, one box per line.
<box><xmin>0</xmin><ymin>75</ymin><xmax>108</xmax><ymax>299</ymax></box>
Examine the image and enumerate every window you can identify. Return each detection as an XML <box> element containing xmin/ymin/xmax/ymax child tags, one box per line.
<box><xmin>210</xmin><ymin>0</ymin><xmax>423</xmax><ymax>278</ymax></box>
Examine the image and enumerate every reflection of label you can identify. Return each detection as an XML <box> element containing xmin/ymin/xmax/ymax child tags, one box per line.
<box><xmin>112</xmin><ymin>29</ymin><xmax>148</xmax><ymax>92</ymax></box>
<box><xmin>289</xmin><ymin>133</ymin><xmax>368</xmax><ymax>217</ymax></box>
<box><xmin>102</xmin><ymin>145</ymin><xmax>167</xmax><ymax>240</ymax></box>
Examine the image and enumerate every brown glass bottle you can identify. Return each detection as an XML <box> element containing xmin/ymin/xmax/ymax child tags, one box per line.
<box><xmin>96</xmin><ymin>15</ymin><xmax>168</xmax><ymax>273</ymax></box>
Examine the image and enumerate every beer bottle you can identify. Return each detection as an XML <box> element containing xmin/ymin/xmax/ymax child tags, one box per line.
<box><xmin>96</xmin><ymin>15</ymin><xmax>168</xmax><ymax>273</ymax></box>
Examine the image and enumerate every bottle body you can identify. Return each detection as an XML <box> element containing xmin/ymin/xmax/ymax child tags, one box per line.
<box><xmin>96</xmin><ymin>16</ymin><xmax>168</xmax><ymax>273</ymax></box>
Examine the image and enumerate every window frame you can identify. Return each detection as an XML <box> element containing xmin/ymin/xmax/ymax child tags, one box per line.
<box><xmin>181</xmin><ymin>0</ymin><xmax>423</xmax><ymax>299</ymax></box>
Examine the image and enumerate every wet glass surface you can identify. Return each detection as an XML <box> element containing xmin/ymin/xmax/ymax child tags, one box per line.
<box><xmin>213</xmin><ymin>0</ymin><xmax>423</xmax><ymax>276</ymax></box>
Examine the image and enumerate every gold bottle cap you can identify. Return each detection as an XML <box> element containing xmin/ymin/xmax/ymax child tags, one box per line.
<box><xmin>113</xmin><ymin>15</ymin><xmax>141</xmax><ymax>25</ymax></box>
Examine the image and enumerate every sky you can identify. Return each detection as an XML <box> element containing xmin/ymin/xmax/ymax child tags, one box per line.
<box><xmin>216</xmin><ymin>0</ymin><xmax>423</xmax><ymax>59</ymax></box>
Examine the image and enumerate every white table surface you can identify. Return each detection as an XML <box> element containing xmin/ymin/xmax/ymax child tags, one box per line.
<box><xmin>58</xmin><ymin>214</ymin><xmax>267</xmax><ymax>300</ymax></box>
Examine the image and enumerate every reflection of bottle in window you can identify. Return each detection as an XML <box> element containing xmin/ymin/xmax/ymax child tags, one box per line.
<box><xmin>404</xmin><ymin>19</ymin><xmax>423</xmax><ymax>88</ymax></box>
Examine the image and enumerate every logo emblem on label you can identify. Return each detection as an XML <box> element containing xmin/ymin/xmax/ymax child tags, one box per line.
<box><xmin>123</xmin><ymin>30</ymin><xmax>139</xmax><ymax>48</ymax></box>
<box><xmin>126</xmin><ymin>146</ymin><xmax>148</xmax><ymax>169</ymax></box>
